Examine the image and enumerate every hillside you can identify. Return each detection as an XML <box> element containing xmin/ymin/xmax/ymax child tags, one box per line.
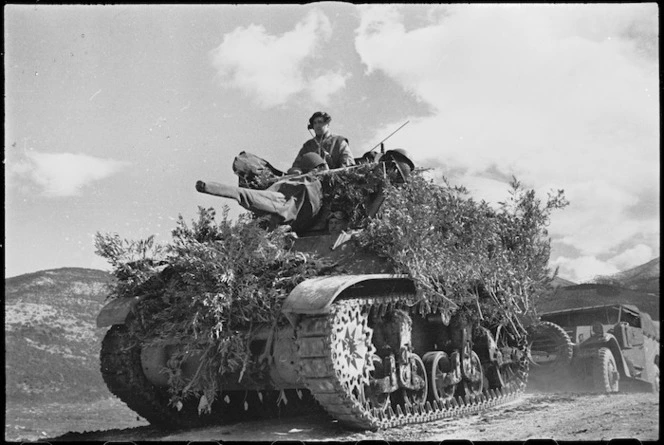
<box><xmin>536</xmin><ymin>283</ymin><xmax>659</xmax><ymax>319</ymax></box>
<box><xmin>5</xmin><ymin>268</ymin><xmax>116</xmax><ymax>403</ymax></box>
<box><xmin>609</xmin><ymin>257</ymin><xmax>660</xmax><ymax>293</ymax></box>
<box><xmin>550</xmin><ymin>276</ymin><xmax>577</xmax><ymax>288</ymax></box>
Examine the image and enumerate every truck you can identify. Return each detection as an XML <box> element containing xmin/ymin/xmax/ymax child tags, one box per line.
<box><xmin>529</xmin><ymin>303</ymin><xmax>659</xmax><ymax>393</ymax></box>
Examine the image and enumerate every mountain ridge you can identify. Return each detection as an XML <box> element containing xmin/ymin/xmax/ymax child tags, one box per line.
<box><xmin>606</xmin><ymin>257</ymin><xmax>660</xmax><ymax>293</ymax></box>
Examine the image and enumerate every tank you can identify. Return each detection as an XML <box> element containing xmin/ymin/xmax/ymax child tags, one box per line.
<box><xmin>96</xmin><ymin>150</ymin><xmax>533</xmax><ymax>431</ymax></box>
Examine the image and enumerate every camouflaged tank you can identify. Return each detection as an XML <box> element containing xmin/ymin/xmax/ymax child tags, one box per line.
<box><xmin>96</xmin><ymin>150</ymin><xmax>530</xmax><ymax>430</ymax></box>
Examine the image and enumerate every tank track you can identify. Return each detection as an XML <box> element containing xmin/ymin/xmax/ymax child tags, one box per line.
<box><xmin>100</xmin><ymin>323</ymin><xmax>321</xmax><ymax>429</ymax></box>
<box><xmin>295</xmin><ymin>296</ymin><xmax>528</xmax><ymax>430</ymax></box>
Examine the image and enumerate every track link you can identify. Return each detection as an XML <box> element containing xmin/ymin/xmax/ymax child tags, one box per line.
<box><xmin>296</xmin><ymin>297</ymin><xmax>527</xmax><ymax>430</ymax></box>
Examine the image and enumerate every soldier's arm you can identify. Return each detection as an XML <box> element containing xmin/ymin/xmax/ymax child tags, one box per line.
<box><xmin>338</xmin><ymin>138</ymin><xmax>355</xmax><ymax>166</ymax></box>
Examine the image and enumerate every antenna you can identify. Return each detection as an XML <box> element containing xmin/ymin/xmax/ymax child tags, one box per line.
<box><xmin>367</xmin><ymin>121</ymin><xmax>410</xmax><ymax>153</ymax></box>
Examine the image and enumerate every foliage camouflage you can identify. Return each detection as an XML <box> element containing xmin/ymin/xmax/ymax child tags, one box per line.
<box><xmin>356</xmin><ymin>174</ymin><xmax>568</xmax><ymax>332</ymax></box>
<box><xmin>95</xmin><ymin>167</ymin><xmax>567</xmax><ymax>409</ymax></box>
<box><xmin>96</xmin><ymin>207</ymin><xmax>336</xmax><ymax>407</ymax></box>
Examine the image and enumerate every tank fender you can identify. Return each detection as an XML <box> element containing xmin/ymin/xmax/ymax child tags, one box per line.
<box><xmin>281</xmin><ymin>274</ymin><xmax>414</xmax><ymax>315</ymax></box>
<box><xmin>578</xmin><ymin>334</ymin><xmax>633</xmax><ymax>378</ymax></box>
<box><xmin>96</xmin><ymin>296</ymin><xmax>143</xmax><ymax>328</ymax></box>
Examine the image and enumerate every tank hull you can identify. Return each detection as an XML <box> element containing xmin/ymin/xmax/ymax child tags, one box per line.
<box><xmin>99</xmin><ymin>278</ymin><xmax>529</xmax><ymax>430</ymax></box>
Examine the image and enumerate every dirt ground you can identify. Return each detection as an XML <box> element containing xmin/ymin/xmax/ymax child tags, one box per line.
<box><xmin>49</xmin><ymin>389</ymin><xmax>659</xmax><ymax>442</ymax></box>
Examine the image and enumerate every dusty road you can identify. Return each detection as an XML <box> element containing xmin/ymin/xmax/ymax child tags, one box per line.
<box><xmin>52</xmin><ymin>390</ymin><xmax>659</xmax><ymax>442</ymax></box>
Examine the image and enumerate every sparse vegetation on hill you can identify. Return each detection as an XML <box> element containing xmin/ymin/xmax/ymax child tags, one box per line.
<box><xmin>593</xmin><ymin>257</ymin><xmax>660</xmax><ymax>294</ymax></box>
<box><xmin>5</xmin><ymin>268</ymin><xmax>116</xmax><ymax>403</ymax></box>
<box><xmin>5</xmin><ymin>334</ymin><xmax>107</xmax><ymax>403</ymax></box>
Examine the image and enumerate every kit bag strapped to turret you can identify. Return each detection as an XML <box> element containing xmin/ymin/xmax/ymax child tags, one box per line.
<box><xmin>233</xmin><ymin>151</ymin><xmax>286</xmax><ymax>188</ymax></box>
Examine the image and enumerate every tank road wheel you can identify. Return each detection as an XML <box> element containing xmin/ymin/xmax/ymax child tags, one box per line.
<box><xmin>461</xmin><ymin>349</ymin><xmax>484</xmax><ymax>398</ymax></box>
<box><xmin>423</xmin><ymin>351</ymin><xmax>457</xmax><ymax>402</ymax></box>
<box><xmin>487</xmin><ymin>362</ymin><xmax>518</xmax><ymax>390</ymax></box>
<box><xmin>395</xmin><ymin>353</ymin><xmax>428</xmax><ymax>408</ymax></box>
<box><xmin>592</xmin><ymin>347</ymin><xmax>619</xmax><ymax>393</ymax></box>
<box><xmin>488</xmin><ymin>325</ymin><xmax>530</xmax><ymax>390</ymax></box>
<box><xmin>365</xmin><ymin>354</ymin><xmax>391</xmax><ymax>413</ymax></box>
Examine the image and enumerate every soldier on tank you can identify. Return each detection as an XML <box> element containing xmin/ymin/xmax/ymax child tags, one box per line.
<box><xmin>327</xmin><ymin>210</ymin><xmax>349</xmax><ymax>236</ymax></box>
<box><xmin>380</xmin><ymin>148</ymin><xmax>415</xmax><ymax>182</ymax></box>
<box><xmin>288</xmin><ymin>111</ymin><xmax>355</xmax><ymax>174</ymax></box>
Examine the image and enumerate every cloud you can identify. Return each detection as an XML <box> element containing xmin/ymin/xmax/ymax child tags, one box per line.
<box><xmin>210</xmin><ymin>9</ymin><xmax>348</xmax><ymax>108</ymax></box>
<box><xmin>7</xmin><ymin>151</ymin><xmax>129</xmax><ymax>197</ymax></box>
<box><xmin>354</xmin><ymin>4</ymin><xmax>659</xmax><ymax>280</ymax></box>
<box><xmin>307</xmin><ymin>72</ymin><xmax>351</xmax><ymax>106</ymax></box>
<box><xmin>551</xmin><ymin>255</ymin><xmax>620</xmax><ymax>283</ymax></box>
<box><xmin>547</xmin><ymin>179</ymin><xmax>650</xmax><ymax>256</ymax></box>
<box><xmin>607</xmin><ymin>244</ymin><xmax>654</xmax><ymax>271</ymax></box>
<box><xmin>552</xmin><ymin>243</ymin><xmax>654</xmax><ymax>283</ymax></box>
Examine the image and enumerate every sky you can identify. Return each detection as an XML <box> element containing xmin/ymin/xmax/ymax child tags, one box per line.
<box><xmin>4</xmin><ymin>3</ymin><xmax>660</xmax><ymax>283</ymax></box>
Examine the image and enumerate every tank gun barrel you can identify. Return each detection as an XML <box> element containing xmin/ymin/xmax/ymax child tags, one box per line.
<box><xmin>196</xmin><ymin>180</ymin><xmax>297</xmax><ymax>216</ymax></box>
<box><xmin>196</xmin><ymin>180</ymin><xmax>241</xmax><ymax>200</ymax></box>
<box><xmin>196</xmin><ymin>178</ymin><xmax>322</xmax><ymax>231</ymax></box>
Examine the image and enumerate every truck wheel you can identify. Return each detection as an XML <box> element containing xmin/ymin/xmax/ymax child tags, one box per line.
<box><xmin>528</xmin><ymin>321</ymin><xmax>574</xmax><ymax>369</ymax></box>
<box><xmin>592</xmin><ymin>347</ymin><xmax>619</xmax><ymax>393</ymax></box>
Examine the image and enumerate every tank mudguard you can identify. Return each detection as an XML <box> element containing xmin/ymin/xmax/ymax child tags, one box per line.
<box><xmin>96</xmin><ymin>296</ymin><xmax>142</xmax><ymax>328</ymax></box>
<box><xmin>578</xmin><ymin>334</ymin><xmax>633</xmax><ymax>378</ymax></box>
<box><xmin>281</xmin><ymin>274</ymin><xmax>415</xmax><ymax>315</ymax></box>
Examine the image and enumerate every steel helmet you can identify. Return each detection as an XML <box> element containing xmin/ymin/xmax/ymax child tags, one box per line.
<box><xmin>381</xmin><ymin>148</ymin><xmax>415</xmax><ymax>171</ymax></box>
<box><xmin>300</xmin><ymin>152</ymin><xmax>328</xmax><ymax>173</ymax></box>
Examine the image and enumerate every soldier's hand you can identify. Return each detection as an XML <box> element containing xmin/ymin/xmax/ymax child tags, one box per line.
<box><xmin>195</xmin><ymin>180</ymin><xmax>206</xmax><ymax>192</ymax></box>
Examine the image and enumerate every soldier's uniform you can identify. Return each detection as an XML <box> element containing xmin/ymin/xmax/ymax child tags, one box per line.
<box><xmin>291</xmin><ymin>111</ymin><xmax>355</xmax><ymax>172</ymax></box>
<box><xmin>291</xmin><ymin>133</ymin><xmax>355</xmax><ymax>171</ymax></box>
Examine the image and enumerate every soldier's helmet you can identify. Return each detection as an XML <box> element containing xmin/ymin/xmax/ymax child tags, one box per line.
<box><xmin>300</xmin><ymin>152</ymin><xmax>328</xmax><ymax>173</ymax></box>
<box><xmin>380</xmin><ymin>149</ymin><xmax>415</xmax><ymax>182</ymax></box>
<box><xmin>381</xmin><ymin>149</ymin><xmax>415</xmax><ymax>171</ymax></box>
